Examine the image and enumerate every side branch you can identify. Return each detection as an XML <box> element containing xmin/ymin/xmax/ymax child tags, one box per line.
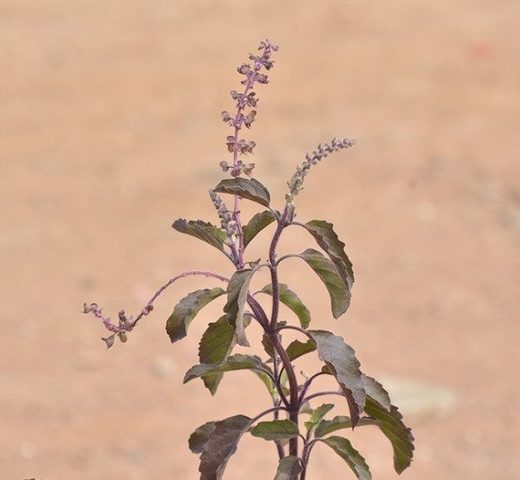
<box><xmin>83</xmin><ymin>270</ymin><xmax>230</xmax><ymax>342</ymax></box>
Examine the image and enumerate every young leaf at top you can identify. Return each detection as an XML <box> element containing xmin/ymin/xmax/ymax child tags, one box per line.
<box><xmin>224</xmin><ymin>269</ymin><xmax>255</xmax><ymax>347</ymax></box>
<box><xmin>363</xmin><ymin>399</ymin><xmax>414</xmax><ymax>474</ymax></box>
<box><xmin>213</xmin><ymin>178</ymin><xmax>271</xmax><ymax>208</ymax></box>
<box><xmin>172</xmin><ymin>219</ymin><xmax>227</xmax><ymax>252</ymax></box>
<box><xmin>198</xmin><ymin>315</ymin><xmax>251</xmax><ymax>394</ymax></box>
<box><xmin>286</xmin><ymin>339</ymin><xmax>316</xmax><ymax>362</ymax></box>
<box><xmin>274</xmin><ymin>456</ymin><xmax>303</xmax><ymax>480</ymax></box>
<box><xmin>308</xmin><ymin>330</ymin><xmax>365</xmax><ymax>426</ymax></box>
<box><xmin>189</xmin><ymin>421</ymin><xmax>216</xmax><ymax>454</ymax></box>
<box><xmin>298</xmin><ymin>249</ymin><xmax>350</xmax><ymax>318</ymax></box>
<box><xmin>303</xmin><ymin>220</ymin><xmax>354</xmax><ymax>292</ymax></box>
<box><xmin>320</xmin><ymin>436</ymin><xmax>371</xmax><ymax>480</ymax></box>
<box><xmin>304</xmin><ymin>403</ymin><xmax>335</xmax><ymax>432</ymax></box>
<box><xmin>259</xmin><ymin>283</ymin><xmax>311</xmax><ymax>328</ymax></box>
<box><xmin>166</xmin><ymin>288</ymin><xmax>226</xmax><ymax>343</ymax></box>
<box><xmin>242</xmin><ymin>210</ymin><xmax>277</xmax><ymax>248</ymax></box>
<box><xmin>250</xmin><ymin>420</ymin><xmax>299</xmax><ymax>441</ymax></box>
<box><xmin>198</xmin><ymin>414</ymin><xmax>251</xmax><ymax>480</ymax></box>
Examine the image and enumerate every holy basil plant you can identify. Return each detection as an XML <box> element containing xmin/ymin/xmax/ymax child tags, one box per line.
<box><xmin>83</xmin><ymin>40</ymin><xmax>414</xmax><ymax>480</ymax></box>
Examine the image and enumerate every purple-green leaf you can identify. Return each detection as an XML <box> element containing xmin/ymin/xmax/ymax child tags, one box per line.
<box><xmin>304</xmin><ymin>220</ymin><xmax>354</xmax><ymax>295</ymax></box>
<box><xmin>243</xmin><ymin>210</ymin><xmax>277</xmax><ymax>247</ymax></box>
<box><xmin>308</xmin><ymin>330</ymin><xmax>365</xmax><ymax>426</ymax></box>
<box><xmin>198</xmin><ymin>415</ymin><xmax>251</xmax><ymax>480</ymax></box>
<box><xmin>274</xmin><ymin>456</ymin><xmax>303</xmax><ymax>480</ymax></box>
<box><xmin>314</xmin><ymin>415</ymin><xmax>354</xmax><ymax>438</ymax></box>
<box><xmin>198</xmin><ymin>315</ymin><xmax>251</xmax><ymax>395</ymax></box>
<box><xmin>250</xmin><ymin>419</ymin><xmax>299</xmax><ymax>441</ymax></box>
<box><xmin>166</xmin><ymin>288</ymin><xmax>226</xmax><ymax>343</ymax></box>
<box><xmin>362</xmin><ymin>375</ymin><xmax>391</xmax><ymax>411</ymax></box>
<box><xmin>189</xmin><ymin>421</ymin><xmax>216</xmax><ymax>454</ymax></box>
<box><xmin>259</xmin><ymin>283</ymin><xmax>311</xmax><ymax>328</ymax></box>
<box><xmin>304</xmin><ymin>403</ymin><xmax>335</xmax><ymax>432</ymax></box>
<box><xmin>320</xmin><ymin>436</ymin><xmax>371</xmax><ymax>480</ymax></box>
<box><xmin>213</xmin><ymin>178</ymin><xmax>271</xmax><ymax>207</ymax></box>
<box><xmin>362</xmin><ymin>381</ymin><xmax>414</xmax><ymax>474</ymax></box>
<box><xmin>172</xmin><ymin>219</ymin><xmax>227</xmax><ymax>252</ymax></box>
<box><xmin>298</xmin><ymin>249</ymin><xmax>349</xmax><ymax>318</ymax></box>
<box><xmin>224</xmin><ymin>269</ymin><xmax>254</xmax><ymax>347</ymax></box>
<box><xmin>286</xmin><ymin>339</ymin><xmax>316</xmax><ymax>361</ymax></box>
<box><xmin>184</xmin><ymin>354</ymin><xmax>275</xmax><ymax>395</ymax></box>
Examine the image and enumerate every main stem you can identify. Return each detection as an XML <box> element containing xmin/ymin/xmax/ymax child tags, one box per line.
<box><xmin>267</xmin><ymin>207</ymin><xmax>301</xmax><ymax>457</ymax></box>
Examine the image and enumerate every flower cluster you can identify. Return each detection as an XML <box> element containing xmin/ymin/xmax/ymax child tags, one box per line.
<box><xmin>286</xmin><ymin>137</ymin><xmax>356</xmax><ymax>202</ymax></box>
<box><xmin>209</xmin><ymin>189</ymin><xmax>239</xmax><ymax>239</ymax></box>
<box><xmin>221</xmin><ymin>39</ymin><xmax>278</xmax><ymax>177</ymax></box>
<box><xmin>82</xmin><ymin>302</ymin><xmax>153</xmax><ymax>348</ymax></box>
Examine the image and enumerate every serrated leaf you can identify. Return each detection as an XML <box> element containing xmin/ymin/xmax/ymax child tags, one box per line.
<box><xmin>286</xmin><ymin>339</ymin><xmax>316</xmax><ymax>361</ymax></box>
<box><xmin>304</xmin><ymin>220</ymin><xmax>354</xmax><ymax>296</ymax></box>
<box><xmin>199</xmin><ymin>414</ymin><xmax>251</xmax><ymax>480</ymax></box>
<box><xmin>189</xmin><ymin>421</ymin><xmax>216</xmax><ymax>454</ymax></box>
<box><xmin>321</xmin><ymin>436</ymin><xmax>371</xmax><ymax>480</ymax></box>
<box><xmin>364</xmin><ymin>397</ymin><xmax>414</xmax><ymax>473</ymax></box>
<box><xmin>198</xmin><ymin>315</ymin><xmax>250</xmax><ymax>395</ymax></box>
<box><xmin>259</xmin><ymin>283</ymin><xmax>311</xmax><ymax>328</ymax></box>
<box><xmin>166</xmin><ymin>288</ymin><xmax>226</xmax><ymax>343</ymax></box>
<box><xmin>172</xmin><ymin>219</ymin><xmax>227</xmax><ymax>252</ymax></box>
<box><xmin>243</xmin><ymin>210</ymin><xmax>277</xmax><ymax>247</ymax></box>
<box><xmin>250</xmin><ymin>420</ymin><xmax>299</xmax><ymax>441</ymax></box>
<box><xmin>362</xmin><ymin>375</ymin><xmax>391</xmax><ymax>411</ymax></box>
<box><xmin>261</xmin><ymin>333</ymin><xmax>276</xmax><ymax>358</ymax></box>
<box><xmin>308</xmin><ymin>330</ymin><xmax>365</xmax><ymax>426</ymax></box>
<box><xmin>224</xmin><ymin>269</ymin><xmax>254</xmax><ymax>347</ymax></box>
<box><xmin>214</xmin><ymin>178</ymin><xmax>271</xmax><ymax>207</ymax></box>
<box><xmin>315</xmin><ymin>415</ymin><xmax>354</xmax><ymax>438</ymax></box>
<box><xmin>273</xmin><ymin>456</ymin><xmax>303</xmax><ymax>480</ymax></box>
<box><xmin>299</xmin><ymin>249</ymin><xmax>349</xmax><ymax>318</ymax></box>
<box><xmin>304</xmin><ymin>403</ymin><xmax>335</xmax><ymax>432</ymax></box>
<box><xmin>184</xmin><ymin>354</ymin><xmax>275</xmax><ymax>396</ymax></box>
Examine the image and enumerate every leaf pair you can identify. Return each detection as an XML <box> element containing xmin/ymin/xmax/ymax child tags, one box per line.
<box><xmin>291</xmin><ymin>221</ymin><xmax>354</xmax><ymax>319</ymax></box>
<box><xmin>190</xmin><ymin>416</ymin><xmax>303</xmax><ymax>480</ymax></box>
<box><xmin>312</xmin><ymin>375</ymin><xmax>415</xmax><ymax>476</ymax></box>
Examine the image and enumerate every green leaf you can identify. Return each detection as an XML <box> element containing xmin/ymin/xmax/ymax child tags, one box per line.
<box><xmin>184</xmin><ymin>354</ymin><xmax>275</xmax><ymax>395</ymax></box>
<box><xmin>250</xmin><ymin>420</ymin><xmax>299</xmax><ymax>441</ymax></box>
<box><xmin>315</xmin><ymin>415</ymin><xmax>353</xmax><ymax>438</ymax></box>
<box><xmin>172</xmin><ymin>219</ymin><xmax>227</xmax><ymax>252</ymax></box>
<box><xmin>198</xmin><ymin>415</ymin><xmax>251</xmax><ymax>480</ymax></box>
<box><xmin>189</xmin><ymin>421</ymin><xmax>216</xmax><ymax>454</ymax></box>
<box><xmin>273</xmin><ymin>456</ymin><xmax>303</xmax><ymax>480</ymax></box>
<box><xmin>364</xmin><ymin>396</ymin><xmax>414</xmax><ymax>473</ymax></box>
<box><xmin>286</xmin><ymin>339</ymin><xmax>316</xmax><ymax>361</ymax></box>
<box><xmin>166</xmin><ymin>288</ymin><xmax>226</xmax><ymax>343</ymax></box>
<box><xmin>198</xmin><ymin>315</ymin><xmax>250</xmax><ymax>395</ymax></box>
<box><xmin>224</xmin><ymin>269</ymin><xmax>255</xmax><ymax>347</ymax></box>
<box><xmin>304</xmin><ymin>220</ymin><xmax>354</xmax><ymax>295</ymax></box>
<box><xmin>308</xmin><ymin>330</ymin><xmax>365</xmax><ymax>426</ymax></box>
<box><xmin>259</xmin><ymin>283</ymin><xmax>311</xmax><ymax>328</ymax></box>
<box><xmin>299</xmin><ymin>249</ymin><xmax>350</xmax><ymax>318</ymax></box>
<box><xmin>243</xmin><ymin>210</ymin><xmax>277</xmax><ymax>247</ymax></box>
<box><xmin>213</xmin><ymin>178</ymin><xmax>271</xmax><ymax>207</ymax></box>
<box><xmin>304</xmin><ymin>403</ymin><xmax>335</xmax><ymax>432</ymax></box>
<box><xmin>320</xmin><ymin>436</ymin><xmax>371</xmax><ymax>480</ymax></box>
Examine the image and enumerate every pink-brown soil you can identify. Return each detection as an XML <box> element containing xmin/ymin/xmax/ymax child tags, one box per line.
<box><xmin>1</xmin><ymin>1</ymin><xmax>519</xmax><ymax>479</ymax></box>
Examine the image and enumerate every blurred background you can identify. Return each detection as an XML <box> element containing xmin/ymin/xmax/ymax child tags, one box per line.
<box><xmin>1</xmin><ymin>0</ymin><xmax>519</xmax><ymax>478</ymax></box>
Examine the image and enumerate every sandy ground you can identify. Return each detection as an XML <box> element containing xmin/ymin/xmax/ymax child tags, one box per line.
<box><xmin>1</xmin><ymin>1</ymin><xmax>519</xmax><ymax>479</ymax></box>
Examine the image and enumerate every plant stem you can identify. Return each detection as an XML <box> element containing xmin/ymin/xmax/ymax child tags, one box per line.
<box><xmin>301</xmin><ymin>391</ymin><xmax>344</xmax><ymax>404</ymax></box>
<box><xmin>265</xmin><ymin>206</ymin><xmax>302</xmax><ymax>456</ymax></box>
